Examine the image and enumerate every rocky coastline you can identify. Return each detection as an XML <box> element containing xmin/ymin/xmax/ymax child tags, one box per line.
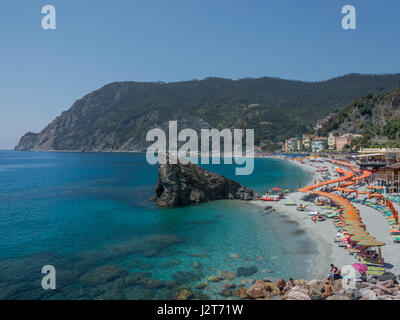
<box><xmin>222</xmin><ymin>272</ymin><xmax>400</xmax><ymax>300</ymax></box>
<box><xmin>172</xmin><ymin>272</ymin><xmax>400</xmax><ymax>301</ymax></box>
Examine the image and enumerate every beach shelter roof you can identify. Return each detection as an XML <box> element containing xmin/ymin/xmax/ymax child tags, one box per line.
<box><xmin>342</xmin><ymin>218</ymin><xmax>363</xmax><ymax>223</ymax></box>
<box><xmin>351</xmin><ymin>235</ymin><xmax>375</xmax><ymax>241</ymax></box>
<box><xmin>344</xmin><ymin>229</ymin><xmax>365</xmax><ymax>235</ymax></box>
<box><xmin>342</xmin><ymin>188</ymin><xmax>357</xmax><ymax>193</ymax></box>
<box><xmin>343</xmin><ymin>221</ymin><xmax>364</xmax><ymax>226</ymax></box>
<box><xmin>358</xmin><ymin>239</ymin><xmax>385</xmax><ymax>247</ymax></box>
<box><xmin>367</xmin><ymin>186</ymin><xmax>384</xmax><ymax>190</ymax></box>
<box><xmin>352</xmin><ymin>170</ymin><xmax>371</xmax><ymax>181</ymax></box>
<box><xmin>369</xmin><ymin>193</ymin><xmax>382</xmax><ymax>197</ymax></box>
<box><xmin>343</xmin><ymin>226</ymin><xmax>364</xmax><ymax>232</ymax></box>
<box><xmin>342</xmin><ymin>218</ymin><xmax>362</xmax><ymax>223</ymax></box>
<box><xmin>343</xmin><ymin>181</ymin><xmax>356</xmax><ymax>186</ymax></box>
<box><xmin>341</xmin><ymin>210</ymin><xmax>360</xmax><ymax>215</ymax></box>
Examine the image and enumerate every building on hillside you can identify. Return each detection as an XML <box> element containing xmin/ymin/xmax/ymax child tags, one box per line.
<box><xmin>295</xmin><ymin>137</ymin><xmax>302</xmax><ymax>151</ymax></box>
<box><xmin>283</xmin><ymin>137</ymin><xmax>302</xmax><ymax>152</ymax></box>
<box><xmin>314</xmin><ymin>113</ymin><xmax>336</xmax><ymax>130</ymax></box>
<box><xmin>328</xmin><ymin>133</ymin><xmax>337</xmax><ymax>150</ymax></box>
<box><xmin>311</xmin><ymin>137</ymin><xmax>327</xmax><ymax>152</ymax></box>
<box><xmin>336</xmin><ymin>134</ymin><xmax>363</xmax><ymax>151</ymax></box>
<box><xmin>283</xmin><ymin>139</ymin><xmax>289</xmax><ymax>152</ymax></box>
<box><xmin>315</xmin><ymin>119</ymin><xmax>327</xmax><ymax>130</ymax></box>
<box><xmin>302</xmin><ymin>134</ymin><xmax>313</xmax><ymax>150</ymax></box>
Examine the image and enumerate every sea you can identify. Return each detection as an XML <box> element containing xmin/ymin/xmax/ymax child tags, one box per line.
<box><xmin>0</xmin><ymin>150</ymin><xmax>316</xmax><ymax>300</ymax></box>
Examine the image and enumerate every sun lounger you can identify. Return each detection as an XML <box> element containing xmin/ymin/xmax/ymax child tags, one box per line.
<box><xmin>366</xmin><ymin>266</ymin><xmax>386</xmax><ymax>271</ymax></box>
<box><xmin>392</xmin><ymin>236</ymin><xmax>400</xmax><ymax>243</ymax></box>
<box><xmin>346</xmin><ymin>248</ymin><xmax>359</xmax><ymax>255</ymax></box>
<box><xmin>366</xmin><ymin>270</ymin><xmax>385</xmax><ymax>276</ymax></box>
<box><xmin>359</xmin><ymin>259</ymin><xmax>383</xmax><ymax>267</ymax></box>
<box><xmin>326</xmin><ymin>213</ymin><xmax>338</xmax><ymax>219</ymax></box>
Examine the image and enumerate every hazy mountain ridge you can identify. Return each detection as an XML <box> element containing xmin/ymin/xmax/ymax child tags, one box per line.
<box><xmin>15</xmin><ymin>73</ymin><xmax>400</xmax><ymax>152</ymax></box>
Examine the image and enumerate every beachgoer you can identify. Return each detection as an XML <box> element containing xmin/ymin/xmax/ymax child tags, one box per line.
<box><xmin>333</xmin><ymin>266</ymin><xmax>342</xmax><ymax>280</ymax></box>
<box><xmin>327</xmin><ymin>264</ymin><xmax>335</xmax><ymax>280</ymax></box>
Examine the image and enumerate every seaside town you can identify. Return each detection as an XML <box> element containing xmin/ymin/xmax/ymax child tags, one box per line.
<box><xmin>282</xmin><ymin>132</ymin><xmax>364</xmax><ymax>153</ymax></box>
<box><xmin>243</xmin><ymin>128</ymin><xmax>400</xmax><ymax>300</ymax></box>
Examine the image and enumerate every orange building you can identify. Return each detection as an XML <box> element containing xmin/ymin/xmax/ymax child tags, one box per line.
<box><xmin>336</xmin><ymin>134</ymin><xmax>363</xmax><ymax>150</ymax></box>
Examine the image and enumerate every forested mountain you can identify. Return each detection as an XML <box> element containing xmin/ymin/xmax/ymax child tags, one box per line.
<box><xmin>15</xmin><ymin>73</ymin><xmax>400</xmax><ymax>152</ymax></box>
<box><xmin>318</xmin><ymin>87</ymin><xmax>400</xmax><ymax>148</ymax></box>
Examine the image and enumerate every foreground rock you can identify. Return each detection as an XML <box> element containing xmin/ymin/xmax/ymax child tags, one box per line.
<box><xmin>247</xmin><ymin>280</ymin><xmax>269</xmax><ymax>299</ymax></box>
<box><xmin>240</xmin><ymin>273</ymin><xmax>400</xmax><ymax>300</ymax></box>
<box><xmin>156</xmin><ymin>153</ymin><xmax>258</xmax><ymax>207</ymax></box>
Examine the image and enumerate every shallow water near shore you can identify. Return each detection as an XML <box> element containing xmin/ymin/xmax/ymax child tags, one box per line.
<box><xmin>0</xmin><ymin>151</ymin><xmax>315</xmax><ymax>299</ymax></box>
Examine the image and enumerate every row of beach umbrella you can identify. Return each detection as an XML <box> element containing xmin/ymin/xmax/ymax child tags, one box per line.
<box><xmin>299</xmin><ymin>159</ymin><xmax>385</xmax><ymax>248</ymax></box>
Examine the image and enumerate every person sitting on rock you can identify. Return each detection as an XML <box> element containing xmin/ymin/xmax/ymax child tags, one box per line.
<box><xmin>327</xmin><ymin>264</ymin><xmax>336</xmax><ymax>280</ymax></box>
<box><xmin>332</xmin><ymin>266</ymin><xmax>342</xmax><ymax>280</ymax></box>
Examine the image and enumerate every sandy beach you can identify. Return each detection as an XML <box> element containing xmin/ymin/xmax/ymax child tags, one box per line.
<box><xmin>250</xmin><ymin>157</ymin><xmax>400</xmax><ymax>280</ymax></box>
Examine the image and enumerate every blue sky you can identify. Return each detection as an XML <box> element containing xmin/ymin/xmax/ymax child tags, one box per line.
<box><xmin>0</xmin><ymin>0</ymin><xmax>399</xmax><ymax>149</ymax></box>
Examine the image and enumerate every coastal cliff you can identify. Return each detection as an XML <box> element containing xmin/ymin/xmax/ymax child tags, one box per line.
<box><xmin>155</xmin><ymin>155</ymin><xmax>258</xmax><ymax>207</ymax></box>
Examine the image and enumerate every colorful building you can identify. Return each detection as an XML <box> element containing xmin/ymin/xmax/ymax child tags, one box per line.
<box><xmin>336</xmin><ymin>134</ymin><xmax>363</xmax><ymax>150</ymax></box>
<box><xmin>311</xmin><ymin>137</ymin><xmax>327</xmax><ymax>152</ymax></box>
<box><xmin>283</xmin><ymin>137</ymin><xmax>302</xmax><ymax>152</ymax></box>
<box><xmin>328</xmin><ymin>133</ymin><xmax>337</xmax><ymax>150</ymax></box>
<box><xmin>302</xmin><ymin>134</ymin><xmax>313</xmax><ymax>150</ymax></box>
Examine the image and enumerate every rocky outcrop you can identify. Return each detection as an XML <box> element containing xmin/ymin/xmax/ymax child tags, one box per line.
<box><xmin>283</xmin><ymin>286</ymin><xmax>311</xmax><ymax>300</ymax></box>
<box><xmin>247</xmin><ymin>280</ymin><xmax>269</xmax><ymax>299</ymax></box>
<box><xmin>240</xmin><ymin>272</ymin><xmax>400</xmax><ymax>300</ymax></box>
<box><xmin>155</xmin><ymin>154</ymin><xmax>258</xmax><ymax>207</ymax></box>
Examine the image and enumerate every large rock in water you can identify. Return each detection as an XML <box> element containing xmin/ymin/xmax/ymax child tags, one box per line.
<box><xmin>156</xmin><ymin>154</ymin><xmax>258</xmax><ymax>207</ymax></box>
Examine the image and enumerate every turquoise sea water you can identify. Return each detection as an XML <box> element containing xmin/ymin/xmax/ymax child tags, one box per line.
<box><xmin>0</xmin><ymin>151</ymin><xmax>315</xmax><ymax>300</ymax></box>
